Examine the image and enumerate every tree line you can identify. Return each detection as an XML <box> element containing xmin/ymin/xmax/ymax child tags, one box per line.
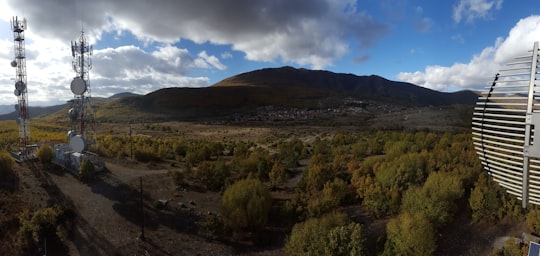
<box><xmin>2</xmin><ymin>119</ymin><xmax>539</xmax><ymax>254</ymax></box>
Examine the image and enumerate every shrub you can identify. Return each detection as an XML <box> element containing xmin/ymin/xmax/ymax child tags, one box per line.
<box><xmin>285</xmin><ymin>212</ymin><xmax>366</xmax><ymax>256</ymax></box>
<box><xmin>16</xmin><ymin>204</ymin><xmax>75</xmax><ymax>252</ymax></box>
<box><xmin>36</xmin><ymin>144</ymin><xmax>54</xmax><ymax>164</ymax></box>
<box><xmin>78</xmin><ymin>160</ymin><xmax>95</xmax><ymax>182</ymax></box>
<box><xmin>134</xmin><ymin>149</ymin><xmax>161</xmax><ymax>163</ymax></box>
<box><xmin>221</xmin><ymin>178</ymin><xmax>272</xmax><ymax>233</ymax></box>
<box><xmin>193</xmin><ymin>160</ymin><xmax>230</xmax><ymax>192</ymax></box>
<box><xmin>527</xmin><ymin>208</ymin><xmax>540</xmax><ymax>235</ymax></box>
<box><xmin>469</xmin><ymin>172</ymin><xmax>501</xmax><ymax>223</ymax></box>
<box><xmin>384</xmin><ymin>213</ymin><xmax>436</xmax><ymax>256</ymax></box>
<box><xmin>0</xmin><ymin>150</ymin><xmax>14</xmax><ymax>177</ymax></box>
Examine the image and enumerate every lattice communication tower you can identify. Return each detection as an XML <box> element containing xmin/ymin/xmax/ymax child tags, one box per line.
<box><xmin>473</xmin><ymin>41</ymin><xmax>540</xmax><ymax>208</ymax></box>
<box><xmin>68</xmin><ymin>31</ymin><xmax>96</xmax><ymax>153</ymax></box>
<box><xmin>10</xmin><ymin>16</ymin><xmax>31</xmax><ymax>156</ymax></box>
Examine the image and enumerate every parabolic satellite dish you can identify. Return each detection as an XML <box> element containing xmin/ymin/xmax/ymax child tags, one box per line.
<box><xmin>70</xmin><ymin>77</ymin><xmax>87</xmax><ymax>95</ymax></box>
<box><xmin>472</xmin><ymin>41</ymin><xmax>540</xmax><ymax>208</ymax></box>
<box><xmin>15</xmin><ymin>81</ymin><xmax>25</xmax><ymax>91</ymax></box>
<box><xmin>69</xmin><ymin>135</ymin><xmax>86</xmax><ymax>153</ymax></box>
<box><xmin>14</xmin><ymin>89</ymin><xmax>21</xmax><ymax>96</ymax></box>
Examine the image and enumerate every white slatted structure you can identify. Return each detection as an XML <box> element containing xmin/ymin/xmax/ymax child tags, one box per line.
<box><xmin>472</xmin><ymin>42</ymin><xmax>540</xmax><ymax>208</ymax></box>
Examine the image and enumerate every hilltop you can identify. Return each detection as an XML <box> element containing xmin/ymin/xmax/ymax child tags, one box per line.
<box><xmin>1</xmin><ymin>66</ymin><xmax>478</xmax><ymax>129</ymax></box>
<box><xmin>95</xmin><ymin>66</ymin><xmax>478</xmax><ymax>126</ymax></box>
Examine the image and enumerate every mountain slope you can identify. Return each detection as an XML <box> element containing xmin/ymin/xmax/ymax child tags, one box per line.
<box><xmin>96</xmin><ymin>66</ymin><xmax>478</xmax><ymax>122</ymax></box>
<box><xmin>213</xmin><ymin>66</ymin><xmax>478</xmax><ymax>106</ymax></box>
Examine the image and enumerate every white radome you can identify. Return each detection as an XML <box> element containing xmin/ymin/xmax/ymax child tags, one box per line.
<box><xmin>69</xmin><ymin>135</ymin><xmax>86</xmax><ymax>153</ymax></box>
<box><xmin>70</xmin><ymin>77</ymin><xmax>87</xmax><ymax>95</ymax></box>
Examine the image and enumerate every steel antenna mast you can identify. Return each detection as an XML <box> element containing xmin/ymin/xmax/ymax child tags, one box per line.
<box><xmin>10</xmin><ymin>16</ymin><xmax>31</xmax><ymax>160</ymax></box>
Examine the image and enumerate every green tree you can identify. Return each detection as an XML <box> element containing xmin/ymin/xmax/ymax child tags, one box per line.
<box><xmin>401</xmin><ymin>171</ymin><xmax>463</xmax><ymax>228</ymax></box>
<box><xmin>285</xmin><ymin>212</ymin><xmax>366</xmax><ymax>256</ymax></box>
<box><xmin>36</xmin><ymin>144</ymin><xmax>54</xmax><ymax>164</ymax></box>
<box><xmin>384</xmin><ymin>213</ymin><xmax>436</xmax><ymax>256</ymax></box>
<box><xmin>17</xmin><ymin>204</ymin><xmax>74</xmax><ymax>252</ymax></box>
<box><xmin>527</xmin><ymin>208</ymin><xmax>540</xmax><ymax>235</ymax></box>
<box><xmin>469</xmin><ymin>172</ymin><xmax>501</xmax><ymax>223</ymax></box>
<box><xmin>327</xmin><ymin>223</ymin><xmax>365</xmax><ymax>256</ymax></box>
<box><xmin>356</xmin><ymin>175</ymin><xmax>391</xmax><ymax>218</ymax></box>
<box><xmin>193</xmin><ymin>160</ymin><xmax>230</xmax><ymax>191</ymax></box>
<box><xmin>307</xmin><ymin>178</ymin><xmax>349</xmax><ymax>218</ymax></box>
<box><xmin>268</xmin><ymin>162</ymin><xmax>288</xmax><ymax>189</ymax></box>
<box><xmin>221</xmin><ymin>178</ymin><xmax>272</xmax><ymax>233</ymax></box>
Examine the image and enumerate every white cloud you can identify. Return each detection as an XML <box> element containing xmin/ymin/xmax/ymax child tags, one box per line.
<box><xmin>92</xmin><ymin>45</ymin><xmax>211</xmax><ymax>96</ymax></box>
<box><xmin>3</xmin><ymin>0</ymin><xmax>388</xmax><ymax>70</ymax></box>
<box><xmin>198</xmin><ymin>51</ymin><xmax>226</xmax><ymax>71</ymax></box>
<box><xmin>0</xmin><ymin>36</ymin><xmax>212</xmax><ymax>105</ymax></box>
<box><xmin>398</xmin><ymin>15</ymin><xmax>540</xmax><ymax>92</ymax></box>
<box><xmin>453</xmin><ymin>0</ymin><xmax>503</xmax><ymax>24</ymax></box>
<box><xmin>0</xmin><ymin>0</ymin><xmax>391</xmax><ymax>105</ymax></box>
<box><xmin>221</xmin><ymin>52</ymin><xmax>233</xmax><ymax>59</ymax></box>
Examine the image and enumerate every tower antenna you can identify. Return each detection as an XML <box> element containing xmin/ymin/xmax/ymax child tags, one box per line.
<box><xmin>10</xmin><ymin>16</ymin><xmax>33</xmax><ymax>161</ymax></box>
<box><xmin>68</xmin><ymin>28</ymin><xmax>96</xmax><ymax>153</ymax></box>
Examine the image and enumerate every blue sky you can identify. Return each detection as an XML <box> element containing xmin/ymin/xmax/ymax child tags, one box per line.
<box><xmin>0</xmin><ymin>0</ymin><xmax>539</xmax><ymax>106</ymax></box>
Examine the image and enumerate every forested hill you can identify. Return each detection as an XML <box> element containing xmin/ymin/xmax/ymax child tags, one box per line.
<box><xmin>93</xmin><ymin>66</ymin><xmax>478</xmax><ymax>122</ymax></box>
<box><xmin>213</xmin><ymin>66</ymin><xmax>478</xmax><ymax>106</ymax></box>
<box><xmin>0</xmin><ymin>66</ymin><xmax>478</xmax><ymax>123</ymax></box>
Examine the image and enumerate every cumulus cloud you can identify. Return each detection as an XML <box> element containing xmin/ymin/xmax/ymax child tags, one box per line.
<box><xmin>0</xmin><ymin>0</ymin><xmax>389</xmax><ymax>105</ymax></box>
<box><xmin>453</xmin><ymin>0</ymin><xmax>503</xmax><ymax>24</ymax></box>
<box><xmin>397</xmin><ymin>15</ymin><xmax>540</xmax><ymax>91</ymax></box>
<box><xmin>91</xmin><ymin>45</ymin><xmax>212</xmax><ymax>95</ymax></box>
<box><xmin>2</xmin><ymin>0</ymin><xmax>387</xmax><ymax>69</ymax></box>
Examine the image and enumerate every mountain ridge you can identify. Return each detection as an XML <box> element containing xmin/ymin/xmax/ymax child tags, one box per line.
<box><xmin>1</xmin><ymin>66</ymin><xmax>479</xmax><ymax>123</ymax></box>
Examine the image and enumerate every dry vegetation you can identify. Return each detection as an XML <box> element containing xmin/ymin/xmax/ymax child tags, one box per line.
<box><xmin>0</xmin><ymin>110</ymin><xmax>535</xmax><ymax>255</ymax></box>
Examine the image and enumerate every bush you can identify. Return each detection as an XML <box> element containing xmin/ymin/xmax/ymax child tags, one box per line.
<box><xmin>401</xmin><ymin>171</ymin><xmax>463</xmax><ymax>228</ymax></box>
<box><xmin>16</xmin><ymin>204</ymin><xmax>75</xmax><ymax>252</ymax></box>
<box><xmin>78</xmin><ymin>160</ymin><xmax>95</xmax><ymax>182</ymax></box>
<box><xmin>285</xmin><ymin>212</ymin><xmax>366</xmax><ymax>256</ymax></box>
<box><xmin>384</xmin><ymin>213</ymin><xmax>436</xmax><ymax>256</ymax></box>
<box><xmin>0</xmin><ymin>150</ymin><xmax>14</xmax><ymax>177</ymax></box>
<box><xmin>221</xmin><ymin>178</ymin><xmax>272</xmax><ymax>233</ymax></box>
<box><xmin>527</xmin><ymin>208</ymin><xmax>540</xmax><ymax>235</ymax></box>
<box><xmin>36</xmin><ymin>144</ymin><xmax>54</xmax><ymax>164</ymax></box>
<box><xmin>193</xmin><ymin>160</ymin><xmax>230</xmax><ymax>192</ymax></box>
<box><xmin>469</xmin><ymin>172</ymin><xmax>501</xmax><ymax>223</ymax></box>
<box><xmin>134</xmin><ymin>149</ymin><xmax>161</xmax><ymax>163</ymax></box>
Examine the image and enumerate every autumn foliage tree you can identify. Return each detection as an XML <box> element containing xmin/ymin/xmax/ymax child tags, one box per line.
<box><xmin>384</xmin><ymin>212</ymin><xmax>436</xmax><ymax>256</ymax></box>
<box><xmin>469</xmin><ymin>172</ymin><xmax>501</xmax><ymax>223</ymax></box>
<box><xmin>285</xmin><ymin>212</ymin><xmax>366</xmax><ymax>256</ymax></box>
<box><xmin>221</xmin><ymin>178</ymin><xmax>272</xmax><ymax>234</ymax></box>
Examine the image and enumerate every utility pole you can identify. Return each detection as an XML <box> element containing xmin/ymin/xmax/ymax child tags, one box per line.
<box><xmin>130</xmin><ymin>122</ymin><xmax>133</xmax><ymax>160</ymax></box>
<box><xmin>139</xmin><ymin>176</ymin><xmax>145</xmax><ymax>241</ymax></box>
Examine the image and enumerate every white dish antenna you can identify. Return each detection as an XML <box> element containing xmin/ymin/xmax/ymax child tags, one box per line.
<box><xmin>69</xmin><ymin>135</ymin><xmax>85</xmax><ymax>153</ymax></box>
<box><xmin>70</xmin><ymin>77</ymin><xmax>87</xmax><ymax>95</ymax></box>
<box><xmin>472</xmin><ymin>41</ymin><xmax>540</xmax><ymax>208</ymax></box>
